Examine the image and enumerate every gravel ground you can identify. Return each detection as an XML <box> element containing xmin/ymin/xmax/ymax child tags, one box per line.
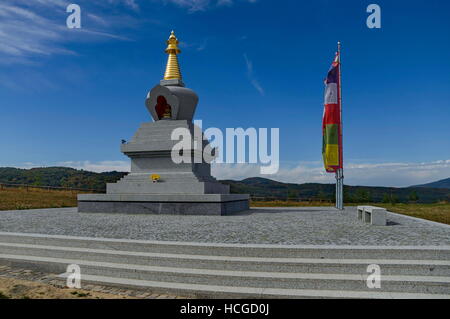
<box><xmin>0</xmin><ymin>207</ymin><xmax>449</xmax><ymax>246</ymax></box>
<box><xmin>0</xmin><ymin>265</ymin><xmax>184</xmax><ymax>299</ymax></box>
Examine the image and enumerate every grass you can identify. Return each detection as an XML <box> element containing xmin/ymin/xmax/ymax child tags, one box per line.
<box><xmin>377</xmin><ymin>202</ymin><xmax>450</xmax><ymax>225</ymax></box>
<box><xmin>1</xmin><ymin>188</ymin><xmax>449</xmax><ymax>225</ymax></box>
<box><xmin>0</xmin><ymin>276</ymin><xmax>137</xmax><ymax>299</ymax></box>
<box><xmin>70</xmin><ymin>291</ymin><xmax>91</xmax><ymax>297</ymax></box>
<box><xmin>252</xmin><ymin>200</ymin><xmax>450</xmax><ymax>225</ymax></box>
<box><xmin>251</xmin><ymin>200</ymin><xmax>334</xmax><ymax>207</ymax></box>
<box><xmin>0</xmin><ymin>187</ymin><xmax>85</xmax><ymax>211</ymax></box>
<box><xmin>0</xmin><ymin>291</ymin><xmax>10</xmax><ymax>299</ymax></box>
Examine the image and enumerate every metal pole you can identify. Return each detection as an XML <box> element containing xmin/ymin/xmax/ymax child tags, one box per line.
<box><xmin>336</xmin><ymin>169</ymin><xmax>342</xmax><ymax>210</ymax></box>
<box><xmin>340</xmin><ymin>170</ymin><xmax>342</xmax><ymax>209</ymax></box>
<box><xmin>339</xmin><ymin>170</ymin><xmax>342</xmax><ymax>209</ymax></box>
<box><xmin>337</xmin><ymin>41</ymin><xmax>344</xmax><ymax>210</ymax></box>
<box><xmin>335</xmin><ymin>171</ymin><xmax>339</xmax><ymax>209</ymax></box>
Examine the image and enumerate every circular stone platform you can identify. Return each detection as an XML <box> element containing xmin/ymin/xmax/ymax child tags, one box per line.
<box><xmin>0</xmin><ymin>207</ymin><xmax>448</xmax><ymax>246</ymax></box>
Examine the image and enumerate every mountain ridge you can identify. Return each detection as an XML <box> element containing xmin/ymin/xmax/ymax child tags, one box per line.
<box><xmin>413</xmin><ymin>177</ymin><xmax>450</xmax><ymax>189</ymax></box>
<box><xmin>0</xmin><ymin>167</ymin><xmax>449</xmax><ymax>204</ymax></box>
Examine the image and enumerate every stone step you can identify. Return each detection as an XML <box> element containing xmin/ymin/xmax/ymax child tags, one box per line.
<box><xmin>140</xmin><ymin>120</ymin><xmax>192</xmax><ymax>128</ymax></box>
<box><xmin>0</xmin><ymin>232</ymin><xmax>448</xmax><ymax>260</ymax></box>
<box><xmin>120</xmin><ymin>175</ymin><xmax>216</xmax><ymax>182</ymax></box>
<box><xmin>1</xmin><ymin>254</ymin><xmax>449</xmax><ymax>295</ymax></box>
<box><xmin>107</xmin><ymin>181</ymin><xmax>220</xmax><ymax>195</ymax></box>
<box><xmin>132</xmin><ymin>129</ymin><xmax>206</xmax><ymax>138</ymax></box>
<box><xmin>115</xmin><ymin>179</ymin><xmax>217</xmax><ymax>185</ymax></box>
<box><xmin>57</xmin><ymin>273</ymin><xmax>450</xmax><ymax>299</ymax></box>
<box><xmin>0</xmin><ymin>243</ymin><xmax>448</xmax><ymax>276</ymax></box>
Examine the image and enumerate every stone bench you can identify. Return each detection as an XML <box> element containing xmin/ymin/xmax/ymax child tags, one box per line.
<box><xmin>357</xmin><ymin>206</ymin><xmax>387</xmax><ymax>226</ymax></box>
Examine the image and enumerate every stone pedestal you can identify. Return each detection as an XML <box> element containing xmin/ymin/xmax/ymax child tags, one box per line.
<box><xmin>78</xmin><ymin>194</ymin><xmax>249</xmax><ymax>216</ymax></box>
<box><xmin>78</xmin><ymin>84</ymin><xmax>250</xmax><ymax>215</ymax></box>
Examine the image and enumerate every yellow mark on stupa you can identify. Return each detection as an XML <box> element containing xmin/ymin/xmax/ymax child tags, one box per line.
<box><xmin>150</xmin><ymin>174</ymin><xmax>160</xmax><ymax>183</ymax></box>
<box><xmin>164</xmin><ymin>31</ymin><xmax>182</xmax><ymax>81</ymax></box>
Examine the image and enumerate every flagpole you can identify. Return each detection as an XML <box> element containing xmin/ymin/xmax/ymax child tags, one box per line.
<box><xmin>337</xmin><ymin>41</ymin><xmax>344</xmax><ymax>210</ymax></box>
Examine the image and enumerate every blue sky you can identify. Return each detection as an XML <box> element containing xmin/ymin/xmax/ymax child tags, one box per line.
<box><xmin>0</xmin><ymin>0</ymin><xmax>449</xmax><ymax>187</ymax></box>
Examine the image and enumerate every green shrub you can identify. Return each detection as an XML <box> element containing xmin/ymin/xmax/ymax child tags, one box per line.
<box><xmin>0</xmin><ymin>291</ymin><xmax>10</xmax><ymax>299</ymax></box>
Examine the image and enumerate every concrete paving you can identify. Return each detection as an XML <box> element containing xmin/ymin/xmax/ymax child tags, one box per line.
<box><xmin>0</xmin><ymin>206</ymin><xmax>448</xmax><ymax>246</ymax></box>
<box><xmin>0</xmin><ymin>230</ymin><xmax>448</xmax><ymax>298</ymax></box>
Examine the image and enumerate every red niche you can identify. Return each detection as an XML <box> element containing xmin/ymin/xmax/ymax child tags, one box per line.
<box><xmin>155</xmin><ymin>95</ymin><xmax>172</xmax><ymax>120</ymax></box>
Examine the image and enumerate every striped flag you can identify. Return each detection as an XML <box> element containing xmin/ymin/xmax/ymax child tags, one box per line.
<box><xmin>322</xmin><ymin>51</ymin><xmax>343</xmax><ymax>173</ymax></box>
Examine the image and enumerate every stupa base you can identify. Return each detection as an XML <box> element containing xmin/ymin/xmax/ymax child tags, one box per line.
<box><xmin>78</xmin><ymin>194</ymin><xmax>250</xmax><ymax>216</ymax></box>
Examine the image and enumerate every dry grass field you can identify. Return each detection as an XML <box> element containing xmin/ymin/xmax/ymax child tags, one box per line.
<box><xmin>0</xmin><ymin>277</ymin><xmax>136</xmax><ymax>299</ymax></box>
<box><xmin>0</xmin><ymin>187</ymin><xmax>81</xmax><ymax>211</ymax></box>
<box><xmin>1</xmin><ymin>187</ymin><xmax>448</xmax><ymax>225</ymax></box>
<box><xmin>378</xmin><ymin>202</ymin><xmax>450</xmax><ymax>225</ymax></box>
<box><xmin>252</xmin><ymin>200</ymin><xmax>450</xmax><ymax>225</ymax></box>
<box><xmin>251</xmin><ymin>200</ymin><xmax>334</xmax><ymax>207</ymax></box>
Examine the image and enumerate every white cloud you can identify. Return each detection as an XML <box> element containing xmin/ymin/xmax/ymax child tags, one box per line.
<box><xmin>0</xmin><ymin>1</ymin><xmax>134</xmax><ymax>64</ymax></box>
<box><xmin>217</xmin><ymin>0</ymin><xmax>234</xmax><ymax>6</ymax></box>
<box><xmin>5</xmin><ymin>159</ymin><xmax>450</xmax><ymax>187</ymax></box>
<box><xmin>109</xmin><ymin>0</ymin><xmax>139</xmax><ymax>10</ymax></box>
<box><xmin>56</xmin><ymin>161</ymin><xmax>131</xmax><ymax>173</ymax></box>
<box><xmin>243</xmin><ymin>53</ymin><xmax>265</xmax><ymax>96</ymax></box>
<box><xmin>0</xmin><ymin>3</ymin><xmax>71</xmax><ymax>58</ymax></box>
<box><xmin>179</xmin><ymin>38</ymin><xmax>208</xmax><ymax>51</ymax></box>
<box><xmin>163</xmin><ymin>0</ymin><xmax>258</xmax><ymax>12</ymax></box>
<box><xmin>211</xmin><ymin>159</ymin><xmax>450</xmax><ymax>187</ymax></box>
<box><xmin>13</xmin><ymin>0</ymin><xmax>68</xmax><ymax>9</ymax></box>
<box><xmin>165</xmin><ymin>0</ymin><xmax>210</xmax><ymax>12</ymax></box>
<box><xmin>0</xmin><ymin>0</ymin><xmax>257</xmax><ymax>64</ymax></box>
<box><xmin>6</xmin><ymin>161</ymin><xmax>130</xmax><ymax>173</ymax></box>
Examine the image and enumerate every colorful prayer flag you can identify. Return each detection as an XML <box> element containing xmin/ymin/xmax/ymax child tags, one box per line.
<box><xmin>322</xmin><ymin>52</ymin><xmax>343</xmax><ymax>173</ymax></box>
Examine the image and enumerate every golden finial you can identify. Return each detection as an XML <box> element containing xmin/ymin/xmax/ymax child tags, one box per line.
<box><xmin>163</xmin><ymin>30</ymin><xmax>182</xmax><ymax>81</ymax></box>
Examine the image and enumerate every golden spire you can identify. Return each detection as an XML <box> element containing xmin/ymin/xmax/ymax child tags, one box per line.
<box><xmin>163</xmin><ymin>31</ymin><xmax>182</xmax><ymax>81</ymax></box>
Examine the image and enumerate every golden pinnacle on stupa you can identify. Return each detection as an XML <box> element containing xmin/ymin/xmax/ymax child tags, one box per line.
<box><xmin>163</xmin><ymin>31</ymin><xmax>182</xmax><ymax>81</ymax></box>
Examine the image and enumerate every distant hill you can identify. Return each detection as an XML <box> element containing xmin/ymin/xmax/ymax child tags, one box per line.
<box><xmin>1</xmin><ymin>167</ymin><xmax>449</xmax><ymax>204</ymax></box>
<box><xmin>221</xmin><ymin>177</ymin><xmax>450</xmax><ymax>204</ymax></box>
<box><xmin>413</xmin><ymin>178</ymin><xmax>450</xmax><ymax>189</ymax></box>
<box><xmin>0</xmin><ymin>167</ymin><xmax>126</xmax><ymax>191</ymax></box>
